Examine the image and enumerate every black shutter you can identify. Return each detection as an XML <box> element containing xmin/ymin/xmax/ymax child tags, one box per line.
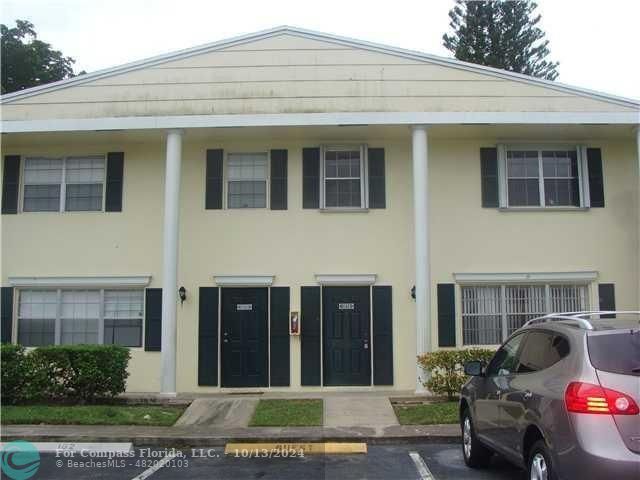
<box><xmin>144</xmin><ymin>288</ymin><xmax>162</xmax><ymax>351</ymax></box>
<box><xmin>270</xmin><ymin>287</ymin><xmax>290</xmax><ymax>386</ymax></box>
<box><xmin>368</xmin><ymin>148</ymin><xmax>386</xmax><ymax>209</ymax></box>
<box><xmin>270</xmin><ymin>150</ymin><xmax>288</xmax><ymax>210</ymax></box>
<box><xmin>302</xmin><ymin>148</ymin><xmax>320</xmax><ymax>209</ymax></box>
<box><xmin>2</xmin><ymin>155</ymin><xmax>20</xmax><ymax>215</ymax></box>
<box><xmin>1</xmin><ymin>287</ymin><xmax>13</xmax><ymax>343</ymax></box>
<box><xmin>480</xmin><ymin>148</ymin><xmax>499</xmax><ymax>208</ymax></box>
<box><xmin>198</xmin><ymin>287</ymin><xmax>219</xmax><ymax>386</ymax></box>
<box><xmin>598</xmin><ymin>284</ymin><xmax>615</xmax><ymax>319</ymax></box>
<box><xmin>206</xmin><ymin>149</ymin><xmax>223</xmax><ymax>209</ymax></box>
<box><xmin>373</xmin><ymin>286</ymin><xmax>393</xmax><ymax>385</ymax></box>
<box><xmin>301</xmin><ymin>286</ymin><xmax>321</xmax><ymax>385</ymax></box>
<box><xmin>437</xmin><ymin>284</ymin><xmax>456</xmax><ymax>347</ymax></box>
<box><xmin>587</xmin><ymin>148</ymin><xmax>605</xmax><ymax>208</ymax></box>
<box><xmin>105</xmin><ymin>152</ymin><xmax>124</xmax><ymax>212</ymax></box>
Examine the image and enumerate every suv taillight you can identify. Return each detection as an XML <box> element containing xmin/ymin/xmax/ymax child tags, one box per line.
<box><xmin>565</xmin><ymin>382</ymin><xmax>639</xmax><ymax>415</ymax></box>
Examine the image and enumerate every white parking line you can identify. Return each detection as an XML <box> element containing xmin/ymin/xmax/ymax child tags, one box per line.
<box><xmin>409</xmin><ymin>451</ymin><xmax>436</xmax><ymax>480</ymax></box>
<box><xmin>131</xmin><ymin>451</ymin><xmax>178</xmax><ymax>480</ymax></box>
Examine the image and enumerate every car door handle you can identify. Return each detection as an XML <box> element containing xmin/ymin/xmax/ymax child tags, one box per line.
<box><xmin>523</xmin><ymin>391</ymin><xmax>533</xmax><ymax>400</ymax></box>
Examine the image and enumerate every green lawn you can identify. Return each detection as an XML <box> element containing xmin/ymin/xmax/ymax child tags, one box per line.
<box><xmin>250</xmin><ymin>399</ymin><xmax>323</xmax><ymax>427</ymax></box>
<box><xmin>393</xmin><ymin>401</ymin><xmax>459</xmax><ymax>425</ymax></box>
<box><xmin>0</xmin><ymin>405</ymin><xmax>186</xmax><ymax>426</ymax></box>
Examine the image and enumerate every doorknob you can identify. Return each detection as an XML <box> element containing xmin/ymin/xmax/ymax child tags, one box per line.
<box><xmin>363</xmin><ymin>340</ymin><xmax>369</xmax><ymax>349</ymax></box>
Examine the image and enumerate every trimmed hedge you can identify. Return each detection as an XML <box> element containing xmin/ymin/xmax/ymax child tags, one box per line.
<box><xmin>1</xmin><ymin>344</ymin><xmax>28</xmax><ymax>403</ymax></box>
<box><xmin>418</xmin><ymin>348</ymin><xmax>496</xmax><ymax>400</ymax></box>
<box><xmin>1</xmin><ymin>344</ymin><xmax>130</xmax><ymax>404</ymax></box>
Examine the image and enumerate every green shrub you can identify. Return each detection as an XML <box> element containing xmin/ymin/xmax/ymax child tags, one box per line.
<box><xmin>1</xmin><ymin>344</ymin><xmax>130</xmax><ymax>403</ymax></box>
<box><xmin>417</xmin><ymin>348</ymin><xmax>496</xmax><ymax>400</ymax></box>
<box><xmin>1</xmin><ymin>344</ymin><xmax>28</xmax><ymax>403</ymax></box>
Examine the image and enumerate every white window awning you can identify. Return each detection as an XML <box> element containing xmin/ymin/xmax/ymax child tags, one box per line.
<box><xmin>314</xmin><ymin>274</ymin><xmax>377</xmax><ymax>286</ymax></box>
<box><xmin>213</xmin><ymin>275</ymin><xmax>274</xmax><ymax>287</ymax></box>
<box><xmin>8</xmin><ymin>275</ymin><xmax>152</xmax><ymax>288</ymax></box>
<box><xmin>453</xmin><ymin>271</ymin><xmax>598</xmax><ymax>284</ymax></box>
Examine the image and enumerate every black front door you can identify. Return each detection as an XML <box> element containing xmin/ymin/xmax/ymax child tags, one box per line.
<box><xmin>323</xmin><ymin>286</ymin><xmax>371</xmax><ymax>386</ymax></box>
<box><xmin>221</xmin><ymin>288</ymin><xmax>268</xmax><ymax>388</ymax></box>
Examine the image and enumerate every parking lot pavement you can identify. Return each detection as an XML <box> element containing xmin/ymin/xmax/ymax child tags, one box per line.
<box><xmin>28</xmin><ymin>443</ymin><xmax>523</xmax><ymax>480</ymax></box>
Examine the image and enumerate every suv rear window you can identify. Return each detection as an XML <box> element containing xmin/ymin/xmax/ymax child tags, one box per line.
<box><xmin>587</xmin><ymin>330</ymin><xmax>640</xmax><ymax>376</ymax></box>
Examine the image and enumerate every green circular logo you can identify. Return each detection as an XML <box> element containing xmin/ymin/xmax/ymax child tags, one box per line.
<box><xmin>1</xmin><ymin>440</ymin><xmax>41</xmax><ymax>480</ymax></box>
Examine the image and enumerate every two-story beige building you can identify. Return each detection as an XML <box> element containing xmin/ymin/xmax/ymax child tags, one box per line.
<box><xmin>1</xmin><ymin>27</ymin><xmax>639</xmax><ymax>395</ymax></box>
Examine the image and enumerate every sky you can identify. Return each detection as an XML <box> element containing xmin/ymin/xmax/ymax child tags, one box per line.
<box><xmin>1</xmin><ymin>0</ymin><xmax>639</xmax><ymax>101</ymax></box>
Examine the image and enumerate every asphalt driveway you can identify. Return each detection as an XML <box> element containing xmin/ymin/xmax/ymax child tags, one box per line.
<box><xmin>23</xmin><ymin>443</ymin><xmax>523</xmax><ymax>480</ymax></box>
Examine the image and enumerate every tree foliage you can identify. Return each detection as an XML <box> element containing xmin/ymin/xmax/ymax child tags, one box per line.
<box><xmin>443</xmin><ymin>0</ymin><xmax>559</xmax><ymax>80</ymax></box>
<box><xmin>1</xmin><ymin>19</ymin><xmax>79</xmax><ymax>94</ymax></box>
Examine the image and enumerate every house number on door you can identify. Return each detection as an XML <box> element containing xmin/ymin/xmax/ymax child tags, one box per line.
<box><xmin>338</xmin><ymin>303</ymin><xmax>355</xmax><ymax>310</ymax></box>
<box><xmin>236</xmin><ymin>304</ymin><xmax>253</xmax><ymax>311</ymax></box>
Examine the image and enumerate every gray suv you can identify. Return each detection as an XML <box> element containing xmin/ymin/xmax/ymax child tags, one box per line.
<box><xmin>459</xmin><ymin>311</ymin><xmax>640</xmax><ymax>480</ymax></box>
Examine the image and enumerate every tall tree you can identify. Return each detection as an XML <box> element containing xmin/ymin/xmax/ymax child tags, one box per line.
<box><xmin>1</xmin><ymin>20</ymin><xmax>79</xmax><ymax>94</ymax></box>
<box><xmin>443</xmin><ymin>0</ymin><xmax>559</xmax><ymax>80</ymax></box>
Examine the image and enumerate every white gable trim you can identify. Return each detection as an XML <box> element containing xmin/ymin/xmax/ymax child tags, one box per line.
<box><xmin>2</xmin><ymin>111</ymin><xmax>638</xmax><ymax>134</ymax></box>
<box><xmin>1</xmin><ymin>26</ymin><xmax>638</xmax><ymax>109</ymax></box>
<box><xmin>453</xmin><ymin>271</ymin><xmax>598</xmax><ymax>284</ymax></box>
<box><xmin>8</xmin><ymin>275</ymin><xmax>152</xmax><ymax>288</ymax></box>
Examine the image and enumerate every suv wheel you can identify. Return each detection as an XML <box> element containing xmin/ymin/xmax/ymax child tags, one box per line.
<box><xmin>461</xmin><ymin>408</ymin><xmax>492</xmax><ymax>468</ymax></box>
<box><xmin>527</xmin><ymin>440</ymin><xmax>557</xmax><ymax>480</ymax></box>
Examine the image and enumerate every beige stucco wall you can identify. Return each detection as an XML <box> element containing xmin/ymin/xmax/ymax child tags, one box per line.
<box><xmin>2</xmin><ymin>34</ymin><xmax>636</xmax><ymax>120</ymax></box>
<box><xmin>1</xmin><ymin>129</ymin><xmax>638</xmax><ymax>393</ymax></box>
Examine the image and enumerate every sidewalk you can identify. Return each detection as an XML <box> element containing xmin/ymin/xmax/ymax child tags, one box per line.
<box><xmin>0</xmin><ymin>423</ymin><xmax>460</xmax><ymax>447</ymax></box>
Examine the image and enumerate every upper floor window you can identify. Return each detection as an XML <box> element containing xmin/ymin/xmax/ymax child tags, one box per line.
<box><xmin>17</xmin><ymin>288</ymin><xmax>143</xmax><ymax>347</ymax></box>
<box><xmin>502</xmin><ymin>146</ymin><xmax>585</xmax><ymax>208</ymax></box>
<box><xmin>23</xmin><ymin>156</ymin><xmax>105</xmax><ymax>212</ymax></box>
<box><xmin>227</xmin><ymin>153</ymin><xmax>267</xmax><ymax>209</ymax></box>
<box><xmin>321</xmin><ymin>145</ymin><xmax>366</xmax><ymax>209</ymax></box>
<box><xmin>461</xmin><ymin>283</ymin><xmax>589</xmax><ymax>345</ymax></box>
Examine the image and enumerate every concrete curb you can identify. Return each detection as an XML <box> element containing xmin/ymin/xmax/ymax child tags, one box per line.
<box><xmin>1</xmin><ymin>425</ymin><xmax>461</xmax><ymax>448</ymax></box>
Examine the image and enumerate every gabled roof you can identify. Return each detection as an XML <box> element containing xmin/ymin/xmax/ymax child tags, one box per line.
<box><xmin>2</xmin><ymin>25</ymin><xmax>639</xmax><ymax>109</ymax></box>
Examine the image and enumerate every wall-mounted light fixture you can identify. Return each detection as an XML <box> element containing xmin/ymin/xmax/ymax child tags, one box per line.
<box><xmin>178</xmin><ymin>286</ymin><xmax>186</xmax><ymax>305</ymax></box>
<box><xmin>411</xmin><ymin>286</ymin><xmax>416</xmax><ymax>300</ymax></box>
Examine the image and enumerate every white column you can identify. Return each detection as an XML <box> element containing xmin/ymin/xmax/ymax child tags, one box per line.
<box><xmin>160</xmin><ymin>129</ymin><xmax>183</xmax><ymax>396</ymax></box>
<box><xmin>636</xmin><ymin>127</ymin><xmax>640</xmax><ymax>306</ymax></box>
<box><xmin>412</xmin><ymin>125</ymin><xmax>430</xmax><ymax>393</ymax></box>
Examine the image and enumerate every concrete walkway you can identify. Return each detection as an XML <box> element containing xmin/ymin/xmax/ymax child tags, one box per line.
<box><xmin>175</xmin><ymin>398</ymin><xmax>258</xmax><ymax>428</ymax></box>
<box><xmin>324</xmin><ymin>396</ymin><xmax>399</xmax><ymax>427</ymax></box>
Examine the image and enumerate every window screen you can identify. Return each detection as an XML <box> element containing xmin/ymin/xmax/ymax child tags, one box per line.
<box><xmin>65</xmin><ymin>156</ymin><xmax>105</xmax><ymax>211</ymax></box>
<box><xmin>542</xmin><ymin>151</ymin><xmax>579</xmax><ymax>207</ymax></box>
<box><xmin>227</xmin><ymin>153</ymin><xmax>267</xmax><ymax>208</ymax></box>
<box><xmin>506</xmin><ymin>148</ymin><xmax>581</xmax><ymax>208</ymax></box>
<box><xmin>60</xmin><ymin>290</ymin><xmax>100</xmax><ymax>344</ymax></box>
<box><xmin>507</xmin><ymin>151</ymin><xmax>540</xmax><ymax>206</ymax></box>
<box><xmin>17</xmin><ymin>290</ymin><xmax>57</xmax><ymax>346</ymax></box>
<box><xmin>23</xmin><ymin>158</ymin><xmax>63</xmax><ymax>212</ymax></box>
<box><xmin>22</xmin><ymin>156</ymin><xmax>105</xmax><ymax>212</ymax></box>
<box><xmin>324</xmin><ymin>149</ymin><xmax>362</xmax><ymax>208</ymax></box>
<box><xmin>104</xmin><ymin>290</ymin><xmax>143</xmax><ymax>347</ymax></box>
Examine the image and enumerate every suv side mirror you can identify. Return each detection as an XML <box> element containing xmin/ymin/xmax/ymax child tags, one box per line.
<box><xmin>464</xmin><ymin>360</ymin><xmax>484</xmax><ymax>377</ymax></box>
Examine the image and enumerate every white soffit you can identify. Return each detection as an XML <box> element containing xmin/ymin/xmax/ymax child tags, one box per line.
<box><xmin>214</xmin><ymin>275</ymin><xmax>275</xmax><ymax>287</ymax></box>
<box><xmin>453</xmin><ymin>271</ymin><xmax>598</xmax><ymax>284</ymax></box>
<box><xmin>2</xmin><ymin>111</ymin><xmax>639</xmax><ymax>134</ymax></box>
<box><xmin>8</xmin><ymin>275</ymin><xmax>152</xmax><ymax>288</ymax></box>
<box><xmin>315</xmin><ymin>274</ymin><xmax>377</xmax><ymax>286</ymax></box>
